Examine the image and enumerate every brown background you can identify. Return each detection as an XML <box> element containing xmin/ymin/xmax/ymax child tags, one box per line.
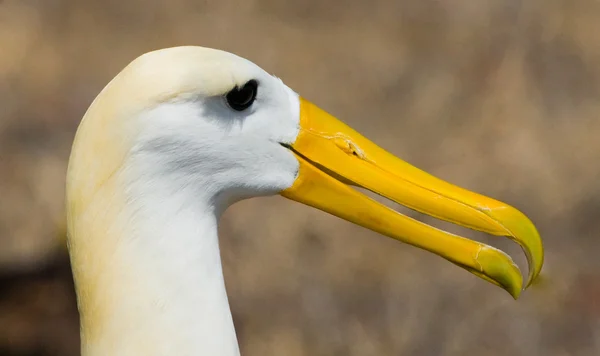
<box><xmin>1</xmin><ymin>0</ymin><xmax>599</xmax><ymax>355</ymax></box>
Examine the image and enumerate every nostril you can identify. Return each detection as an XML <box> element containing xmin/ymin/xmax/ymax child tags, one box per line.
<box><xmin>333</xmin><ymin>137</ymin><xmax>365</xmax><ymax>159</ymax></box>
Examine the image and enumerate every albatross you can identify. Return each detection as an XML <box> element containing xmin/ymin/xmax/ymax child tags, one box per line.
<box><xmin>66</xmin><ymin>46</ymin><xmax>543</xmax><ymax>355</ymax></box>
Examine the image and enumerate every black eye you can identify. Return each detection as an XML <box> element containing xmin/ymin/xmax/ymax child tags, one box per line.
<box><xmin>225</xmin><ymin>80</ymin><xmax>258</xmax><ymax>111</ymax></box>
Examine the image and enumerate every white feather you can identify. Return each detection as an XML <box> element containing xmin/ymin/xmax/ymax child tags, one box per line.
<box><xmin>67</xmin><ymin>47</ymin><xmax>301</xmax><ymax>355</ymax></box>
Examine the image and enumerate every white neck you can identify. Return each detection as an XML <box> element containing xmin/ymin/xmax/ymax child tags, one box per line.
<box><xmin>72</xmin><ymin>180</ymin><xmax>240</xmax><ymax>356</ymax></box>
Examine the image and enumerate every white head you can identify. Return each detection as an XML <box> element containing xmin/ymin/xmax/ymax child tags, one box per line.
<box><xmin>68</xmin><ymin>47</ymin><xmax>302</xmax><ymax>217</ymax></box>
<box><xmin>66</xmin><ymin>46</ymin><xmax>542</xmax><ymax>355</ymax></box>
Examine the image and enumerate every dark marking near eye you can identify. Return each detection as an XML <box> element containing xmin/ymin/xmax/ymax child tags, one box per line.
<box><xmin>225</xmin><ymin>80</ymin><xmax>258</xmax><ymax>111</ymax></box>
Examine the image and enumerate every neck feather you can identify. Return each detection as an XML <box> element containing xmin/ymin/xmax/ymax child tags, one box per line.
<box><xmin>68</xmin><ymin>176</ymin><xmax>240</xmax><ymax>356</ymax></box>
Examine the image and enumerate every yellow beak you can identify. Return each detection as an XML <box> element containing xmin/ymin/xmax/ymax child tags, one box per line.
<box><xmin>281</xmin><ymin>98</ymin><xmax>544</xmax><ymax>299</ymax></box>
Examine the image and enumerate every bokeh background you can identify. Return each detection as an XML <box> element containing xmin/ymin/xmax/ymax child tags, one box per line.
<box><xmin>1</xmin><ymin>0</ymin><xmax>599</xmax><ymax>355</ymax></box>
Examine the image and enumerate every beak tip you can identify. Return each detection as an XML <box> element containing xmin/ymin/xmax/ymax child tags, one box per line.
<box><xmin>489</xmin><ymin>205</ymin><xmax>544</xmax><ymax>294</ymax></box>
<box><xmin>473</xmin><ymin>245</ymin><xmax>524</xmax><ymax>300</ymax></box>
<box><xmin>509</xmin><ymin>287</ymin><xmax>522</xmax><ymax>300</ymax></box>
<box><xmin>521</xmin><ymin>219</ymin><xmax>545</xmax><ymax>290</ymax></box>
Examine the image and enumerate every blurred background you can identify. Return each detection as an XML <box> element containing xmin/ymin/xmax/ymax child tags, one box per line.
<box><xmin>1</xmin><ymin>0</ymin><xmax>599</xmax><ymax>355</ymax></box>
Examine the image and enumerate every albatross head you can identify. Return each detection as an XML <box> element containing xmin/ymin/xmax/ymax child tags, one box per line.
<box><xmin>67</xmin><ymin>46</ymin><xmax>543</xmax><ymax>319</ymax></box>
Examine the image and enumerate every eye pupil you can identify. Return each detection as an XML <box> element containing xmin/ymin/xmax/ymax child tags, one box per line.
<box><xmin>226</xmin><ymin>80</ymin><xmax>258</xmax><ymax>111</ymax></box>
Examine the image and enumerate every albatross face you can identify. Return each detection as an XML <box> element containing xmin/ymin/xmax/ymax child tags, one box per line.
<box><xmin>73</xmin><ymin>46</ymin><xmax>543</xmax><ymax>299</ymax></box>
<box><xmin>124</xmin><ymin>51</ymin><xmax>303</xmax><ymax>207</ymax></box>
